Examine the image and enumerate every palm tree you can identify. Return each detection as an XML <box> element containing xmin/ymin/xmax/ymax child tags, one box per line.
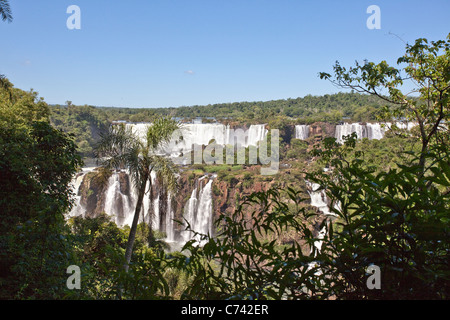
<box><xmin>0</xmin><ymin>0</ymin><xmax>13</xmax><ymax>23</ymax></box>
<box><xmin>95</xmin><ymin>117</ymin><xmax>181</xmax><ymax>272</ymax></box>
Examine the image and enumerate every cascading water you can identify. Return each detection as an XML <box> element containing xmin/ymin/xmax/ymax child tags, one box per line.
<box><xmin>366</xmin><ymin>123</ymin><xmax>384</xmax><ymax>140</ymax></box>
<box><xmin>68</xmin><ymin>172</ymin><xmax>88</xmax><ymax>218</ymax></box>
<box><xmin>165</xmin><ymin>192</ymin><xmax>176</xmax><ymax>242</ymax></box>
<box><xmin>295</xmin><ymin>125</ymin><xmax>310</xmax><ymax>140</ymax></box>
<box><xmin>194</xmin><ymin>179</ymin><xmax>214</xmax><ymax>240</ymax></box>
<box><xmin>126</xmin><ymin>123</ymin><xmax>268</xmax><ymax>155</ymax></box>
<box><xmin>68</xmin><ymin>167</ymin><xmax>96</xmax><ymax>218</ymax></box>
<box><xmin>306</xmin><ymin>181</ymin><xmax>336</xmax><ymax>217</ymax></box>
<box><xmin>181</xmin><ymin>187</ymin><xmax>198</xmax><ymax>243</ymax></box>
<box><xmin>384</xmin><ymin>121</ymin><xmax>418</xmax><ymax>131</ymax></box>
<box><xmin>180</xmin><ymin>175</ymin><xmax>215</xmax><ymax>245</ymax></box>
<box><xmin>246</xmin><ymin>124</ymin><xmax>268</xmax><ymax>147</ymax></box>
<box><xmin>335</xmin><ymin>123</ymin><xmax>386</xmax><ymax>144</ymax></box>
<box><xmin>104</xmin><ymin>172</ymin><xmax>135</xmax><ymax>227</ymax></box>
<box><xmin>335</xmin><ymin>123</ymin><xmax>364</xmax><ymax>143</ymax></box>
<box><xmin>69</xmin><ymin>170</ymin><xmax>216</xmax><ymax>246</ymax></box>
<box><xmin>305</xmin><ymin>180</ymin><xmax>339</xmax><ymax>258</ymax></box>
<box><xmin>335</xmin><ymin>121</ymin><xmax>420</xmax><ymax>144</ymax></box>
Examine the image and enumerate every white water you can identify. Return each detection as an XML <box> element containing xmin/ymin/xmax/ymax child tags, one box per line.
<box><xmin>306</xmin><ymin>181</ymin><xmax>337</xmax><ymax>217</ymax></box>
<box><xmin>384</xmin><ymin>121</ymin><xmax>418</xmax><ymax>131</ymax></box>
<box><xmin>194</xmin><ymin>179</ymin><xmax>214</xmax><ymax>240</ymax></box>
<box><xmin>335</xmin><ymin>122</ymin><xmax>418</xmax><ymax>144</ymax></box>
<box><xmin>335</xmin><ymin>123</ymin><xmax>384</xmax><ymax>144</ymax></box>
<box><xmin>181</xmin><ymin>187</ymin><xmax>198</xmax><ymax>242</ymax></box>
<box><xmin>246</xmin><ymin>124</ymin><xmax>268</xmax><ymax>147</ymax></box>
<box><xmin>181</xmin><ymin>176</ymin><xmax>214</xmax><ymax>245</ymax></box>
<box><xmin>104</xmin><ymin>172</ymin><xmax>135</xmax><ymax>227</ymax></box>
<box><xmin>295</xmin><ymin>125</ymin><xmax>310</xmax><ymax>140</ymax></box>
<box><xmin>69</xmin><ymin>168</ymin><xmax>216</xmax><ymax>246</ymax></box>
<box><xmin>68</xmin><ymin>173</ymin><xmax>87</xmax><ymax>218</ymax></box>
<box><xmin>165</xmin><ymin>192</ymin><xmax>176</xmax><ymax>242</ymax></box>
<box><xmin>126</xmin><ymin>123</ymin><xmax>268</xmax><ymax>156</ymax></box>
<box><xmin>335</xmin><ymin>123</ymin><xmax>368</xmax><ymax>144</ymax></box>
<box><xmin>305</xmin><ymin>180</ymin><xmax>339</xmax><ymax>258</ymax></box>
<box><xmin>68</xmin><ymin>167</ymin><xmax>96</xmax><ymax>219</ymax></box>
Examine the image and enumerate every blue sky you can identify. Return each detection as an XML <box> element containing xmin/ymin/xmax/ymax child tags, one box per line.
<box><xmin>1</xmin><ymin>0</ymin><xmax>449</xmax><ymax>108</ymax></box>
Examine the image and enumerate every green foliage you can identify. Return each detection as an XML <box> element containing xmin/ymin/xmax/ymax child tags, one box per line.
<box><xmin>173</xmin><ymin>188</ymin><xmax>322</xmax><ymax>300</ymax></box>
<box><xmin>49</xmin><ymin>104</ymin><xmax>109</xmax><ymax>159</ymax></box>
<box><xmin>47</xmin><ymin>92</ymin><xmax>389</xmax><ymax>165</ymax></box>
<box><xmin>66</xmin><ymin>215</ymin><xmax>174</xmax><ymax>299</ymax></box>
<box><xmin>169</xmin><ymin>34</ymin><xmax>450</xmax><ymax>300</ymax></box>
<box><xmin>320</xmin><ymin>33</ymin><xmax>450</xmax><ymax>170</ymax></box>
<box><xmin>306</xmin><ymin>137</ymin><xmax>449</xmax><ymax>299</ymax></box>
<box><xmin>0</xmin><ymin>80</ymin><xmax>83</xmax><ymax>299</ymax></box>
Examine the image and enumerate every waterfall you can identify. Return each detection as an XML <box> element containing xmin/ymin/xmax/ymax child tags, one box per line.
<box><xmin>305</xmin><ymin>180</ymin><xmax>339</xmax><ymax>258</ymax></box>
<box><xmin>194</xmin><ymin>179</ymin><xmax>214</xmax><ymax>239</ymax></box>
<box><xmin>366</xmin><ymin>123</ymin><xmax>384</xmax><ymax>140</ymax></box>
<box><xmin>68</xmin><ymin>167</ymin><xmax>96</xmax><ymax>219</ymax></box>
<box><xmin>335</xmin><ymin>123</ymin><xmax>363</xmax><ymax>143</ymax></box>
<box><xmin>334</xmin><ymin>121</ymin><xmax>421</xmax><ymax>144</ymax></box>
<box><xmin>246</xmin><ymin>124</ymin><xmax>268</xmax><ymax>147</ymax></box>
<box><xmin>295</xmin><ymin>125</ymin><xmax>310</xmax><ymax>140</ymax></box>
<box><xmin>182</xmin><ymin>123</ymin><xmax>229</xmax><ymax>147</ymax></box>
<box><xmin>181</xmin><ymin>176</ymin><xmax>214</xmax><ymax>245</ymax></box>
<box><xmin>335</xmin><ymin>123</ymin><xmax>386</xmax><ymax>144</ymax></box>
<box><xmin>306</xmin><ymin>181</ymin><xmax>336</xmax><ymax>217</ymax></box>
<box><xmin>312</xmin><ymin>227</ymin><xmax>327</xmax><ymax>256</ymax></box>
<box><xmin>181</xmin><ymin>187</ymin><xmax>198</xmax><ymax>242</ymax></box>
<box><xmin>126</xmin><ymin>123</ymin><xmax>268</xmax><ymax>155</ymax></box>
<box><xmin>104</xmin><ymin>172</ymin><xmax>135</xmax><ymax>227</ymax></box>
<box><xmin>384</xmin><ymin>121</ymin><xmax>418</xmax><ymax>131</ymax></box>
<box><xmin>68</xmin><ymin>167</ymin><xmax>216</xmax><ymax>246</ymax></box>
<box><xmin>68</xmin><ymin>172</ymin><xmax>87</xmax><ymax>218</ymax></box>
<box><xmin>165</xmin><ymin>193</ymin><xmax>176</xmax><ymax>242</ymax></box>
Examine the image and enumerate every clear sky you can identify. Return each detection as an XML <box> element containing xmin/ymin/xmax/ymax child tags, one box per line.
<box><xmin>1</xmin><ymin>0</ymin><xmax>449</xmax><ymax>108</ymax></box>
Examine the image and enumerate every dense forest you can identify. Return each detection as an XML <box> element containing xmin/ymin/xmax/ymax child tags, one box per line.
<box><xmin>49</xmin><ymin>92</ymin><xmax>386</xmax><ymax>159</ymax></box>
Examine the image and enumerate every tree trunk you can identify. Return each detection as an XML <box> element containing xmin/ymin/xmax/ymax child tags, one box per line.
<box><xmin>124</xmin><ymin>177</ymin><xmax>148</xmax><ymax>272</ymax></box>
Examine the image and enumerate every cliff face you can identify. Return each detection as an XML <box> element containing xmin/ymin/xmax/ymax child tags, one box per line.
<box><xmin>213</xmin><ymin>177</ymin><xmax>274</xmax><ymax>219</ymax></box>
<box><xmin>75</xmin><ymin>169</ymin><xmax>276</xmax><ymax>231</ymax></box>
<box><xmin>308</xmin><ymin>122</ymin><xmax>336</xmax><ymax>140</ymax></box>
<box><xmin>78</xmin><ymin>171</ymin><xmax>110</xmax><ymax>218</ymax></box>
<box><xmin>72</xmin><ymin>167</ymin><xmax>329</xmax><ymax>255</ymax></box>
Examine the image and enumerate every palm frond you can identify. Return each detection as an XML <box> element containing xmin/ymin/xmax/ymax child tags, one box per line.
<box><xmin>149</xmin><ymin>154</ymin><xmax>179</xmax><ymax>193</ymax></box>
<box><xmin>95</xmin><ymin>124</ymin><xmax>141</xmax><ymax>166</ymax></box>
<box><xmin>0</xmin><ymin>0</ymin><xmax>13</xmax><ymax>23</ymax></box>
<box><xmin>146</xmin><ymin>117</ymin><xmax>181</xmax><ymax>151</ymax></box>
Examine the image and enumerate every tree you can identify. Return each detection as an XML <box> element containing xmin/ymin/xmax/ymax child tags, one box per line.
<box><xmin>308</xmin><ymin>34</ymin><xmax>450</xmax><ymax>299</ymax></box>
<box><xmin>0</xmin><ymin>0</ymin><xmax>12</xmax><ymax>23</ymax></box>
<box><xmin>319</xmin><ymin>34</ymin><xmax>450</xmax><ymax>171</ymax></box>
<box><xmin>0</xmin><ymin>78</ymin><xmax>83</xmax><ymax>299</ymax></box>
<box><xmin>95</xmin><ymin>118</ymin><xmax>180</xmax><ymax>272</ymax></box>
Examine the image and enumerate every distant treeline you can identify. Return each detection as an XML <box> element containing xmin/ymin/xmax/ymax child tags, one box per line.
<box><xmin>49</xmin><ymin>92</ymin><xmax>386</xmax><ymax>158</ymax></box>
